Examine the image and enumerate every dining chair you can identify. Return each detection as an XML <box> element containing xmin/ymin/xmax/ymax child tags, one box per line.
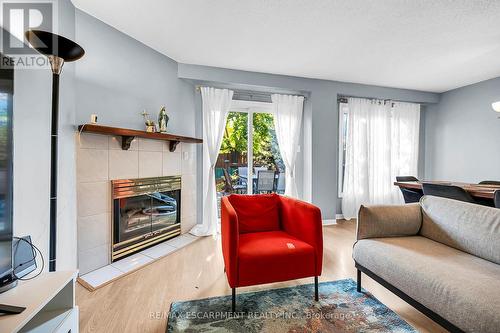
<box><xmin>422</xmin><ymin>183</ymin><xmax>476</xmax><ymax>203</ymax></box>
<box><xmin>494</xmin><ymin>190</ymin><xmax>500</xmax><ymax>208</ymax></box>
<box><xmin>396</xmin><ymin>176</ymin><xmax>419</xmax><ymax>182</ymax></box>
<box><xmin>479</xmin><ymin>180</ymin><xmax>500</xmax><ymax>186</ymax></box>
<box><xmin>256</xmin><ymin>170</ymin><xmax>276</xmax><ymax>193</ymax></box>
<box><xmin>396</xmin><ymin>176</ymin><xmax>423</xmax><ymax>203</ymax></box>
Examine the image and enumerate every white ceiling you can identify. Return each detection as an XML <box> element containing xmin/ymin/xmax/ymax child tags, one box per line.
<box><xmin>72</xmin><ymin>0</ymin><xmax>500</xmax><ymax>93</ymax></box>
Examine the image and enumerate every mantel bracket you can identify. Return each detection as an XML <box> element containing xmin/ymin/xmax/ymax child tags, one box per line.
<box><xmin>121</xmin><ymin>136</ymin><xmax>135</xmax><ymax>150</ymax></box>
<box><xmin>169</xmin><ymin>140</ymin><xmax>180</xmax><ymax>152</ymax></box>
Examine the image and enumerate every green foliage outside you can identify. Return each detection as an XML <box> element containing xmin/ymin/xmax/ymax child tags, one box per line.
<box><xmin>220</xmin><ymin>112</ymin><xmax>248</xmax><ymax>155</ymax></box>
<box><xmin>220</xmin><ymin>112</ymin><xmax>283</xmax><ymax>170</ymax></box>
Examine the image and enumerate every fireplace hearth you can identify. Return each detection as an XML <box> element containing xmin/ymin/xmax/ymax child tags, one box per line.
<box><xmin>111</xmin><ymin>176</ymin><xmax>181</xmax><ymax>261</ymax></box>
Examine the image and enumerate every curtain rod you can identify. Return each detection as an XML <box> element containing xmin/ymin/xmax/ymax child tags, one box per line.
<box><xmin>195</xmin><ymin>85</ymin><xmax>307</xmax><ymax>100</ymax></box>
<box><xmin>337</xmin><ymin>95</ymin><xmax>419</xmax><ymax>105</ymax></box>
<box><xmin>338</xmin><ymin>95</ymin><xmax>393</xmax><ymax>103</ymax></box>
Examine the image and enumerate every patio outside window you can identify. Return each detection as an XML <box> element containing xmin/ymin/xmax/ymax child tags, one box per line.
<box><xmin>216</xmin><ymin>101</ymin><xmax>284</xmax><ymax>215</ymax></box>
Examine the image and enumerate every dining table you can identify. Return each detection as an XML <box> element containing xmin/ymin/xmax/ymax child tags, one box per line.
<box><xmin>394</xmin><ymin>180</ymin><xmax>500</xmax><ymax>201</ymax></box>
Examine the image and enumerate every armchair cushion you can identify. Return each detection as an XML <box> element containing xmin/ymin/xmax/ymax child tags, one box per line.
<box><xmin>238</xmin><ymin>231</ymin><xmax>315</xmax><ymax>287</ymax></box>
<box><xmin>228</xmin><ymin>194</ymin><xmax>280</xmax><ymax>233</ymax></box>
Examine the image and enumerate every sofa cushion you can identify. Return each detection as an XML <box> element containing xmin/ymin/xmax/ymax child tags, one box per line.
<box><xmin>228</xmin><ymin>194</ymin><xmax>280</xmax><ymax>233</ymax></box>
<box><xmin>353</xmin><ymin>236</ymin><xmax>500</xmax><ymax>333</ymax></box>
<box><xmin>238</xmin><ymin>231</ymin><xmax>315</xmax><ymax>287</ymax></box>
<box><xmin>420</xmin><ymin>195</ymin><xmax>500</xmax><ymax>264</ymax></box>
<box><xmin>357</xmin><ymin>203</ymin><xmax>422</xmax><ymax>240</ymax></box>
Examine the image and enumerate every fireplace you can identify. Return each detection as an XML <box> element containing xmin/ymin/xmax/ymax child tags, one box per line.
<box><xmin>111</xmin><ymin>176</ymin><xmax>181</xmax><ymax>261</ymax></box>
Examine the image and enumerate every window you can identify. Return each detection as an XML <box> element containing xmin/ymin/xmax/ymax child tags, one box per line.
<box><xmin>338</xmin><ymin>99</ymin><xmax>420</xmax><ymax>199</ymax></box>
<box><xmin>338</xmin><ymin>97</ymin><xmax>421</xmax><ymax>219</ymax></box>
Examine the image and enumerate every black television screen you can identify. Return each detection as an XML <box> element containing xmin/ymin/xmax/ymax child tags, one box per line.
<box><xmin>0</xmin><ymin>53</ymin><xmax>13</xmax><ymax>282</ymax></box>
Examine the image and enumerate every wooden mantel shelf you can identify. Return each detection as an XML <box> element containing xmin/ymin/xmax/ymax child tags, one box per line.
<box><xmin>78</xmin><ymin>124</ymin><xmax>202</xmax><ymax>152</ymax></box>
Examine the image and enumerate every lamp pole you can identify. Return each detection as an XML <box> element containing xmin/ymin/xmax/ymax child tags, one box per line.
<box><xmin>25</xmin><ymin>30</ymin><xmax>84</xmax><ymax>271</ymax></box>
<box><xmin>48</xmin><ymin>56</ymin><xmax>63</xmax><ymax>272</ymax></box>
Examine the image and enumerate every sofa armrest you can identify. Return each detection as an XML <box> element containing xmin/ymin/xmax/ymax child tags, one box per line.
<box><xmin>221</xmin><ymin>196</ymin><xmax>239</xmax><ymax>287</ymax></box>
<box><xmin>357</xmin><ymin>204</ymin><xmax>422</xmax><ymax>240</ymax></box>
<box><xmin>279</xmin><ymin>196</ymin><xmax>323</xmax><ymax>276</ymax></box>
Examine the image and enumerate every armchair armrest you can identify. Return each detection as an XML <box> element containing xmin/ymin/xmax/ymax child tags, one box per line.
<box><xmin>279</xmin><ymin>196</ymin><xmax>323</xmax><ymax>276</ymax></box>
<box><xmin>221</xmin><ymin>196</ymin><xmax>239</xmax><ymax>287</ymax></box>
<box><xmin>357</xmin><ymin>204</ymin><xmax>422</xmax><ymax>240</ymax></box>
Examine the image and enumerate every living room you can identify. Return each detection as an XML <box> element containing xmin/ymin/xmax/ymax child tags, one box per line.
<box><xmin>0</xmin><ymin>1</ymin><xmax>499</xmax><ymax>332</ymax></box>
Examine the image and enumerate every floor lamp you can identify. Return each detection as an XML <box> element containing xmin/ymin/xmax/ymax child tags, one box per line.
<box><xmin>25</xmin><ymin>30</ymin><xmax>85</xmax><ymax>272</ymax></box>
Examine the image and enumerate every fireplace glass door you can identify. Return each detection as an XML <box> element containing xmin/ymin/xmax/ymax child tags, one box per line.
<box><xmin>150</xmin><ymin>190</ymin><xmax>180</xmax><ymax>233</ymax></box>
<box><xmin>112</xmin><ymin>176</ymin><xmax>182</xmax><ymax>261</ymax></box>
<box><xmin>115</xmin><ymin>194</ymin><xmax>152</xmax><ymax>244</ymax></box>
<box><xmin>114</xmin><ymin>189</ymin><xmax>180</xmax><ymax>245</ymax></box>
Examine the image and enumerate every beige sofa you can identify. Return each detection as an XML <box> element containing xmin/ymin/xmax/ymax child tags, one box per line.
<box><xmin>353</xmin><ymin>196</ymin><xmax>500</xmax><ymax>333</ymax></box>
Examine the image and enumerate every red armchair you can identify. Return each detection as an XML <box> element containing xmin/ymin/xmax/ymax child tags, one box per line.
<box><xmin>221</xmin><ymin>193</ymin><xmax>323</xmax><ymax>311</ymax></box>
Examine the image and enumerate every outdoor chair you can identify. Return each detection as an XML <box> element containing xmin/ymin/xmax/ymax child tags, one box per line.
<box><xmin>238</xmin><ymin>167</ymin><xmax>248</xmax><ymax>186</ymax></box>
<box><xmin>276</xmin><ymin>172</ymin><xmax>285</xmax><ymax>194</ymax></box>
<box><xmin>256</xmin><ymin>170</ymin><xmax>276</xmax><ymax>193</ymax></box>
<box><xmin>223</xmin><ymin>169</ymin><xmax>246</xmax><ymax>194</ymax></box>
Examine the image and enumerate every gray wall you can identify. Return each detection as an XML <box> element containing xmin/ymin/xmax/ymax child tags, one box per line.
<box><xmin>425</xmin><ymin>77</ymin><xmax>500</xmax><ymax>182</ymax></box>
<box><xmin>13</xmin><ymin>3</ymin><xmax>199</xmax><ymax>271</ymax></box>
<box><xmin>10</xmin><ymin>2</ymin><xmax>445</xmax><ymax>276</ymax></box>
<box><xmin>178</xmin><ymin>64</ymin><xmax>439</xmax><ymax>218</ymax></box>
<box><xmin>13</xmin><ymin>0</ymin><xmax>78</xmax><ymax>270</ymax></box>
<box><xmin>74</xmin><ymin>8</ymin><xmax>200</xmax><ymax>237</ymax></box>
<box><xmin>75</xmin><ymin>10</ymin><xmax>196</xmax><ymax>137</ymax></box>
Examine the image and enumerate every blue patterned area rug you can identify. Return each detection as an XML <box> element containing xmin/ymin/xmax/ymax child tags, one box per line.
<box><xmin>166</xmin><ymin>279</ymin><xmax>416</xmax><ymax>332</ymax></box>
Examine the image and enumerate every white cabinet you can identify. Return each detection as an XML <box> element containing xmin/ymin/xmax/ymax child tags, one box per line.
<box><xmin>0</xmin><ymin>271</ymin><xmax>78</xmax><ymax>333</ymax></box>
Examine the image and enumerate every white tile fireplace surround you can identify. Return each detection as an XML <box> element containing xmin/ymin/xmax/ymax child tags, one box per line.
<box><xmin>76</xmin><ymin>133</ymin><xmax>198</xmax><ymax>275</ymax></box>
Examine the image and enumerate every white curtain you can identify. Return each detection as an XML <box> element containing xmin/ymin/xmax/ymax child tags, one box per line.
<box><xmin>390</xmin><ymin>101</ymin><xmax>421</xmax><ymax>202</ymax></box>
<box><xmin>190</xmin><ymin>87</ymin><xmax>233</xmax><ymax>237</ymax></box>
<box><xmin>272</xmin><ymin>94</ymin><xmax>304</xmax><ymax>198</ymax></box>
<box><xmin>342</xmin><ymin>97</ymin><xmax>420</xmax><ymax>219</ymax></box>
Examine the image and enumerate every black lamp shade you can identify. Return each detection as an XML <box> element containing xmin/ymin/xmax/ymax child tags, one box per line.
<box><xmin>25</xmin><ymin>30</ymin><xmax>84</xmax><ymax>62</ymax></box>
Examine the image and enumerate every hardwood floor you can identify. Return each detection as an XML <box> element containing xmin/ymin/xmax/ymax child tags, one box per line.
<box><xmin>76</xmin><ymin>220</ymin><xmax>446</xmax><ymax>333</ymax></box>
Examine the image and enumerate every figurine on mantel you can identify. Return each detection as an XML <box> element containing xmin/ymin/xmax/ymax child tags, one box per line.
<box><xmin>141</xmin><ymin>110</ymin><xmax>157</xmax><ymax>133</ymax></box>
<box><xmin>158</xmin><ymin>106</ymin><xmax>169</xmax><ymax>133</ymax></box>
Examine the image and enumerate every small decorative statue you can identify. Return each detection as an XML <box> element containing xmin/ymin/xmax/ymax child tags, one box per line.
<box><xmin>141</xmin><ymin>110</ymin><xmax>156</xmax><ymax>133</ymax></box>
<box><xmin>158</xmin><ymin>106</ymin><xmax>169</xmax><ymax>133</ymax></box>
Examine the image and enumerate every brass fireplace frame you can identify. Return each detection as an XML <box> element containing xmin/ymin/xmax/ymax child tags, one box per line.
<box><xmin>111</xmin><ymin>176</ymin><xmax>181</xmax><ymax>261</ymax></box>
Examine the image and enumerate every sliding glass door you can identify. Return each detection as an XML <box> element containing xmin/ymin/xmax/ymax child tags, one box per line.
<box><xmin>215</xmin><ymin>102</ymin><xmax>283</xmax><ymax>213</ymax></box>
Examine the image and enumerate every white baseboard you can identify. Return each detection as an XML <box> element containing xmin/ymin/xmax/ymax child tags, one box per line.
<box><xmin>322</xmin><ymin>219</ymin><xmax>337</xmax><ymax>225</ymax></box>
<box><xmin>322</xmin><ymin>214</ymin><xmax>347</xmax><ymax>225</ymax></box>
